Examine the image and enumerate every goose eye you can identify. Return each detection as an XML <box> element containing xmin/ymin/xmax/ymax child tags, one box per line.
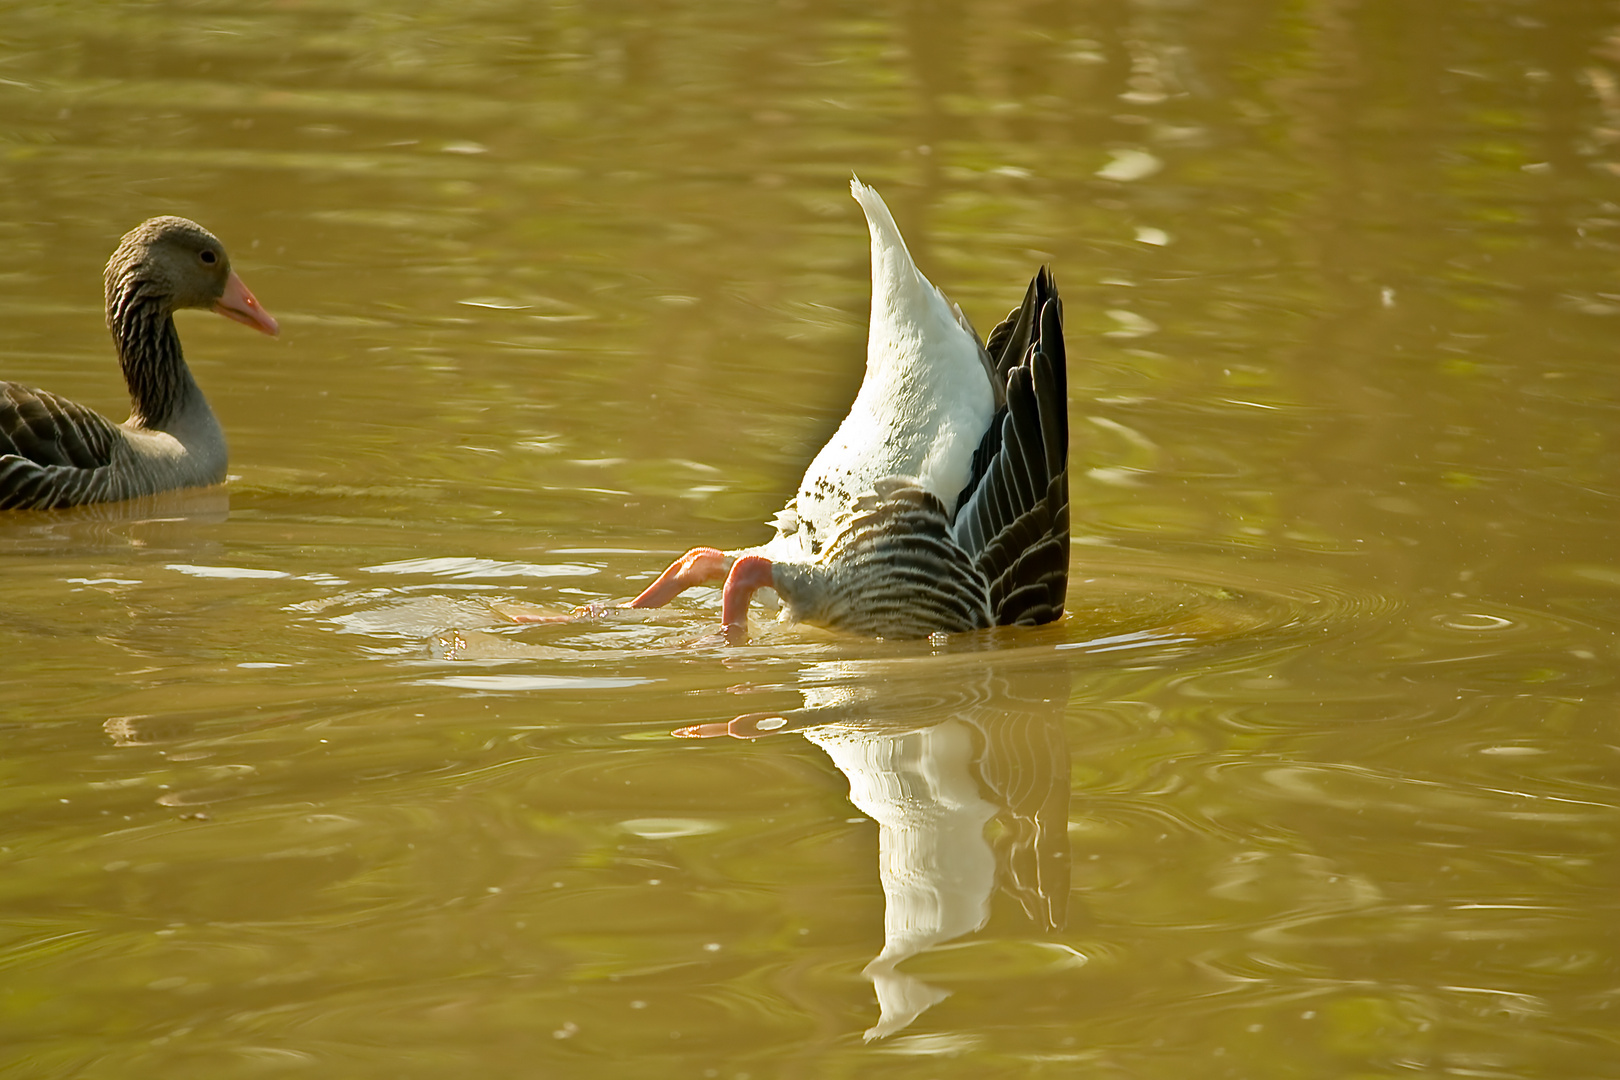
<box><xmin>200</xmin><ymin>250</ymin><xmax>217</xmax><ymax>265</ymax></box>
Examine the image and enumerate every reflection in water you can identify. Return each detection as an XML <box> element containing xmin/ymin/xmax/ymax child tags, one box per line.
<box><xmin>680</xmin><ymin>661</ymin><xmax>1071</xmax><ymax>1039</ymax></box>
<box><xmin>0</xmin><ymin>485</ymin><xmax>229</xmax><ymax>552</ymax></box>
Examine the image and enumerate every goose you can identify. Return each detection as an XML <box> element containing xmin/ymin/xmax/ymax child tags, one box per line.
<box><xmin>622</xmin><ymin>177</ymin><xmax>1069</xmax><ymax>640</ymax></box>
<box><xmin>0</xmin><ymin>216</ymin><xmax>279</xmax><ymax>510</ymax></box>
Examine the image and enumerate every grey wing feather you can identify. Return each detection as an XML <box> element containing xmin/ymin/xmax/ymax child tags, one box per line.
<box><xmin>953</xmin><ymin>268</ymin><xmax>1052</xmax><ymax>522</ymax></box>
<box><xmin>949</xmin><ymin>268</ymin><xmax>1069</xmax><ymax>627</ymax></box>
<box><xmin>0</xmin><ymin>383</ymin><xmax>125</xmax><ymax>510</ymax></box>
<box><xmin>982</xmin><ymin>270</ymin><xmax>1045</xmax><ymax>392</ymax></box>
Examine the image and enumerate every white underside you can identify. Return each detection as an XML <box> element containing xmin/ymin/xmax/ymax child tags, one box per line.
<box><xmin>759</xmin><ymin>177</ymin><xmax>994</xmax><ymax>564</ymax></box>
<box><xmin>116</xmin><ymin>402</ymin><xmax>228</xmax><ymax>494</ymax></box>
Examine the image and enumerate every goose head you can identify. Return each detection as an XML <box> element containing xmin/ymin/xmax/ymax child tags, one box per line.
<box><xmin>104</xmin><ymin>216</ymin><xmax>279</xmax><ymax>337</ymax></box>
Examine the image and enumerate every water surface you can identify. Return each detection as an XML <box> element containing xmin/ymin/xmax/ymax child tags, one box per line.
<box><xmin>2</xmin><ymin>2</ymin><xmax>1618</xmax><ymax>1076</ymax></box>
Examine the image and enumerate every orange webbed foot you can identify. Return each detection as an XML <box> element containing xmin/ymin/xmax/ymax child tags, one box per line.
<box><xmin>719</xmin><ymin>555</ymin><xmax>774</xmax><ymax>642</ymax></box>
<box><xmin>626</xmin><ymin>547</ymin><xmax>733</xmax><ymax>609</ymax></box>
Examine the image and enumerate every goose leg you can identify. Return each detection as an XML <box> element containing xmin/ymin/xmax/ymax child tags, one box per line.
<box><xmin>719</xmin><ymin>554</ymin><xmax>775</xmax><ymax>642</ymax></box>
<box><xmin>625</xmin><ymin>546</ymin><xmax>733</xmax><ymax>608</ymax></box>
<box><xmin>503</xmin><ymin>546</ymin><xmax>734</xmax><ymax>626</ymax></box>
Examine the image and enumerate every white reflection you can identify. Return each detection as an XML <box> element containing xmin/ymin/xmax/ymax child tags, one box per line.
<box><xmin>679</xmin><ymin>660</ymin><xmax>1071</xmax><ymax>1040</ymax></box>
<box><xmin>811</xmin><ymin>719</ymin><xmax>996</xmax><ymax>1039</ymax></box>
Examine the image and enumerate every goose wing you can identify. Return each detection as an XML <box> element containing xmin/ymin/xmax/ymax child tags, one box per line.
<box><xmin>0</xmin><ymin>384</ymin><xmax>123</xmax><ymax>509</ymax></box>
<box><xmin>948</xmin><ymin>268</ymin><xmax>1069</xmax><ymax>627</ymax></box>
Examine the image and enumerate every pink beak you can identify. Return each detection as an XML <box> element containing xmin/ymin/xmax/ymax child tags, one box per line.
<box><xmin>212</xmin><ymin>270</ymin><xmax>279</xmax><ymax>336</ymax></box>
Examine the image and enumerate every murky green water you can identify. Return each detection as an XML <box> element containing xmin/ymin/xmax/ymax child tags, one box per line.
<box><xmin>2</xmin><ymin>1</ymin><xmax>1618</xmax><ymax>1076</ymax></box>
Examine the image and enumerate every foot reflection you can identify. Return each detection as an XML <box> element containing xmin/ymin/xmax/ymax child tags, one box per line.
<box><xmin>677</xmin><ymin>661</ymin><xmax>1071</xmax><ymax>1040</ymax></box>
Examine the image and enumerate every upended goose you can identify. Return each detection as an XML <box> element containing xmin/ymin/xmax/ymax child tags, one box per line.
<box><xmin>624</xmin><ymin>178</ymin><xmax>1069</xmax><ymax>640</ymax></box>
<box><xmin>0</xmin><ymin>217</ymin><xmax>279</xmax><ymax>510</ymax></box>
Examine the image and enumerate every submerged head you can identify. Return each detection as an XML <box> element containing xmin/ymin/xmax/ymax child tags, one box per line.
<box><xmin>104</xmin><ymin>216</ymin><xmax>279</xmax><ymax>336</ymax></box>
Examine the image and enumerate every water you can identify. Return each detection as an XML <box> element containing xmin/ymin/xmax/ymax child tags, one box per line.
<box><xmin>2</xmin><ymin>1</ymin><xmax>1618</xmax><ymax>1076</ymax></box>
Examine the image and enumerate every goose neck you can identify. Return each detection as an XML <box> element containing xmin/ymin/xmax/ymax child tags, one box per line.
<box><xmin>108</xmin><ymin>289</ymin><xmax>196</xmax><ymax>430</ymax></box>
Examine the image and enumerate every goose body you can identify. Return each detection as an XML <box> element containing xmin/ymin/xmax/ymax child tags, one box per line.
<box><xmin>626</xmin><ymin>177</ymin><xmax>1069</xmax><ymax>639</ymax></box>
<box><xmin>0</xmin><ymin>217</ymin><xmax>278</xmax><ymax>510</ymax></box>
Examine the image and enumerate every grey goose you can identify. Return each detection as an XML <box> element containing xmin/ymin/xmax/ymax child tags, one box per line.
<box><xmin>625</xmin><ymin>178</ymin><xmax>1069</xmax><ymax>640</ymax></box>
<box><xmin>0</xmin><ymin>216</ymin><xmax>278</xmax><ymax>510</ymax></box>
